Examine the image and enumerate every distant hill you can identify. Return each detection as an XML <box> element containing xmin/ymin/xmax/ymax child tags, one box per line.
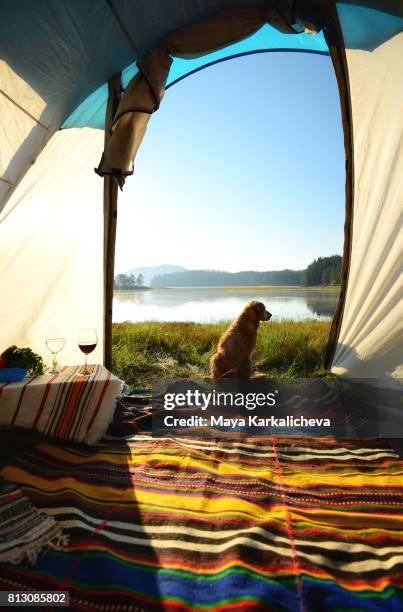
<box><xmin>151</xmin><ymin>256</ymin><xmax>342</xmax><ymax>287</ymax></box>
<box><xmin>152</xmin><ymin>269</ymin><xmax>301</xmax><ymax>287</ymax></box>
<box><xmin>125</xmin><ymin>265</ymin><xmax>185</xmax><ymax>286</ymax></box>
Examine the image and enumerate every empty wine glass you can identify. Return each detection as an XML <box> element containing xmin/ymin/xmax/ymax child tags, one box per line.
<box><xmin>78</xmin><ymin>329</ymin><xmax>97</xmax><ymax>376</ymax></box>
<box><xmin>45</xmin><ymin>337</ymin><xmax>66</xmax><ymax>374</ymax></box>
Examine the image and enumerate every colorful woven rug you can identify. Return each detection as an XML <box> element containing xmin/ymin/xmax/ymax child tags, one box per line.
<box><xmin>0</xmin><ymin>422</ymin><xmax>402</xmax><ymax>611</ymax></box>
<box><xmin>0</xmin><ymin>476</ymin><xmax>67</xmax><ymax>565</ymax></box>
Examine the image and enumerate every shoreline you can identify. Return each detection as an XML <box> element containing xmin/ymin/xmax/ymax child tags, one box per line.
<box><xmin>114</xmin><ymin>286</ymin><xmax>151</xmax><ymax>292</ymax></box>
<box><xmin>114</xmin><ymin>285</ymin><xmax>341</xmax><ymax>293</ymax></box>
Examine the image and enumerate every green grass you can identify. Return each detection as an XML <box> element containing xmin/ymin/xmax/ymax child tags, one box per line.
<box><xmin>112</xmin><ymin>320</ymin><xmax>331</xmax><ymax>388</ymax></box>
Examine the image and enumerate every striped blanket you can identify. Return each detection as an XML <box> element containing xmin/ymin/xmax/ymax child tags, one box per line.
<box><xmin>0</xmin><ymin>420</ymin><xmax>402</xmax><ymax>610</ymax></box>
<box><xmin>0</xmin><ymin>365</ymin><xmax>122</xmax><ymax>444</ymax></box>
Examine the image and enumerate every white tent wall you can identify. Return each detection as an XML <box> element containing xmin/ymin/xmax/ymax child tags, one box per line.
<box><xmin>0</xmin><ymin>128</ymin><xmax>104</xmax><ymax>367</ymax></box>
<box><xmin>331</xmin><ymin>20</ymin><xmax>403</xmax><ymax>380</ymax></box>
<box><xmin>0</xmin><ymin>60</ymin><xmax>55</xmax><ymax>208</ymax></box>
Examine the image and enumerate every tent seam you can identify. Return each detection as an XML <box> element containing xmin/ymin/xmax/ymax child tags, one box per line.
<box><xmin>0</xmin><ymin>88</ymin><xmax>50</xmax><ymax>132</ymax></box>
<box><xmin>105</xmin><ymin>0</ymin><xmax>139</xmax><ymax>57</ymax></box>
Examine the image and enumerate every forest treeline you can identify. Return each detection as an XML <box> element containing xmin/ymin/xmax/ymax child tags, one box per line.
<box><xmin>300</xmin><ymin>255</ymin><xmax>342</xmax><ymax>286</ymax></box>
<box><xmin>114</xmin><ymin>273</ymin><xmax>144</xmax><ymax>289</ymax></box>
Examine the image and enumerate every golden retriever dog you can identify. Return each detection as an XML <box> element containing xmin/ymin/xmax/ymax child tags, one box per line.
<box><xmin>210</xmin><ymin>301</ymin><xmax>272</xmax><ymax>379</ymax></box>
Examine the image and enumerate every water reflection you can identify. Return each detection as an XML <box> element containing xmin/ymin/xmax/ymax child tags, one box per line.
<box><xmin>305</xmin><ymin>293</ymin><xmax>340</xmax><ymax>318</ymax></box>
<box><xmin>113</xmin><ymin>287</ymin><xmax>339</xmax><ymax>323</ymax></box>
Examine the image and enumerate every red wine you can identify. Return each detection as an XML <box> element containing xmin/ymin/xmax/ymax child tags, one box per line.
<box><xmin>78</xmin><ymin>343</ymin><xmax>97</xmax><ymax>355</ymax></box>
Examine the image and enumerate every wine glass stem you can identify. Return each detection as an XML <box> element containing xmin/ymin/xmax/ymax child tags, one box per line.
<box><xmin>53</xmin><ymin>355</ymin><xmax>57</xmax><ymax>372</ymax></box>
<box><xmin>85</xmin><ymin>354</ymin><xmax>88</xmax><ymax>374</ymax></box>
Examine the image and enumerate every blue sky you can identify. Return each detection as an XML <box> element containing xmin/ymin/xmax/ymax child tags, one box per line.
<box><xmin>116</xmin><ymin>51</ymin><xmax>345</xmax><ymax>273</ymax></box>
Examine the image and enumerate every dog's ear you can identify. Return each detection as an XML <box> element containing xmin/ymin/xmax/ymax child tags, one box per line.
<box><xmin>253</xmin><ymin>301</ymin><xmax>270</xmax><ymax>321</ymax></box>
<box><xmin>253</xmin><ymin>302</ymin><xmax>265</xmax><ymax>317</ymax></box>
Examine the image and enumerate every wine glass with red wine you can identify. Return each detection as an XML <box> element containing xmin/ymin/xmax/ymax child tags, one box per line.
<box><xmin>78</xmin><ymin>329</ymin><xmax>97</xmax><ymax>376</ymax></box>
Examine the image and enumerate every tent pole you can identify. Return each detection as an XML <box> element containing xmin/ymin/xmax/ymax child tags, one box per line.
<box><xmin>103</xmin><ymin>75</ymin><xmax>122</xmax><ymax>370</ymax></box>
<box><xmin>323</xmin><ymin>7</ymin><xmax>355</xmax><ymax>370</ymax></box>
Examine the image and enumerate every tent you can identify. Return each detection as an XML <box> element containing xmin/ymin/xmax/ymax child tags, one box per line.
<box><xmin>0</xmin><ymin>0</ymin><xmax>402</xmax><ymax>383</ymax></box>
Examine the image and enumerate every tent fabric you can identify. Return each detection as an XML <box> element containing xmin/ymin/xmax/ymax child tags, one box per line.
<box><xmin>0</xmin><ymin>0</ymin><xmax>279</xmax><ymax>214</ymax></box>
<box><xmin>166</xmin><ymin>24</ymin><xmax>328</xmax><ymax>88</ymax></box>
<box><xmin>331</xmin><ymin>4</ymin><xmax>403</xmax><ymax>381</ymax></box>
<box><xmin>62</xmin><ymin>26</ymin><xmax>329</xmax><ymax>131</ymax></box>
<box><xmin>0</xmin><ymin>0</ymin><xmax>135</xmax><ymax>212</ymax></box>
<box><xmin>0</xmin><ymin>60</ymin><xmax>54</xmax><ymax>210</ymax></box>
<box><xmin>0</xmin><ymin>128</ymin><xmax>104</xmax><ymax>366</ymax></box>
<box><xmin>95</xmin><ymin>4</ymin><xmax>322</xmax><ymax>184</ymax></box>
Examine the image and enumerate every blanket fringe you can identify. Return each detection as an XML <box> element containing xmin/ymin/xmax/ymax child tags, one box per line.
<box><xmin>0</xmin><ymin>510</ymin><xmax>68</xmax><ymax>566</ymax></box>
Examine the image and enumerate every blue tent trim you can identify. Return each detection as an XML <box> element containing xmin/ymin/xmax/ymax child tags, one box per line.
<box><xmin>62</xmin><ymin>26</ymin><xmax>328</xmax><ymax>130</ymax></box>
<box><xmin>166</xmin><ymin>48</ymin><xmax>329</xmax><ymax>90</ymax></box>
<box><xmin>61</xmin><ymin>4</ymin><xmax>402</xmax><ymax>132</ymax></box>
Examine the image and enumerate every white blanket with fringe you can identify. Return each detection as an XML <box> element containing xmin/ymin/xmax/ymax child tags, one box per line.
<box><xmin>0</xmin><ymin>365</ymin><xmax>122</xmax><ymax>444</ymax></box>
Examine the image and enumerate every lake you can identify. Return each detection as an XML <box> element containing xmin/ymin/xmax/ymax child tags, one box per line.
<box><xmin>113</xmin><ymin>287</ymin><xmax>339</xmax><ymax>323</ymax></box>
